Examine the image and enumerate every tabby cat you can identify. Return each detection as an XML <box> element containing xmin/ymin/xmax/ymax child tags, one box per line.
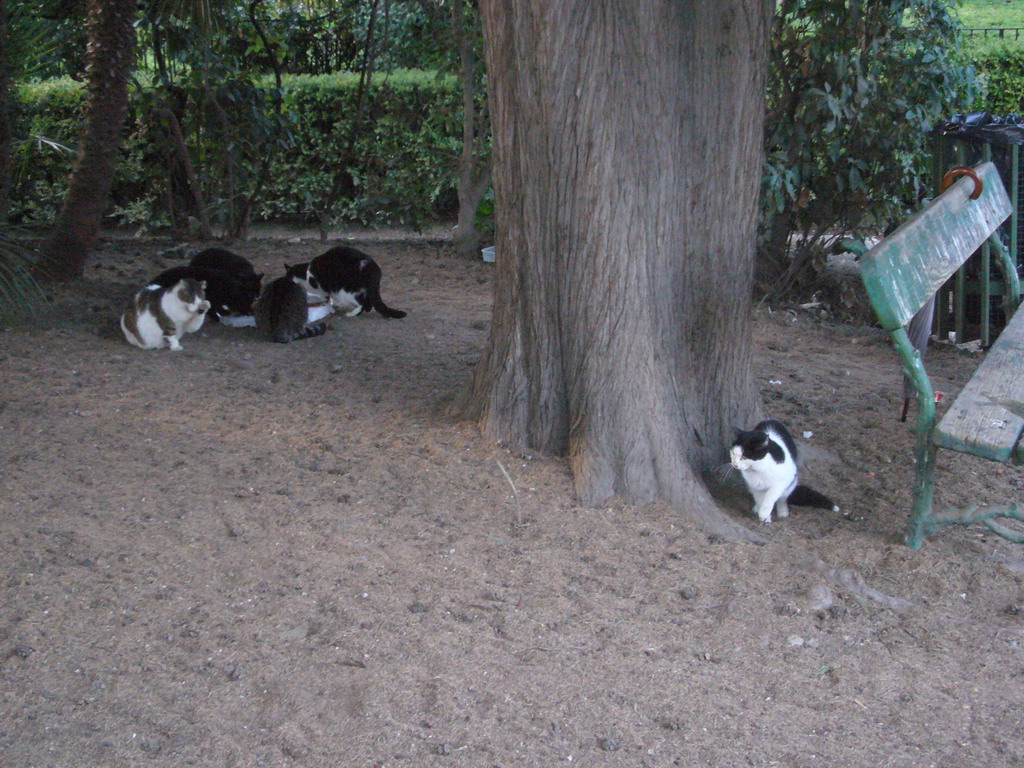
<box><xmin>254</xmin><ymin>274</ymin><xmax>332</xmax><ymax>343</ymax></box>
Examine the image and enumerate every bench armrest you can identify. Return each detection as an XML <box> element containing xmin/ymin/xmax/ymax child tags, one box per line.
<box><xmin>988</xmin><ymin>231</ymin><xmax>1022</xmax><ymax>315</ymax></box>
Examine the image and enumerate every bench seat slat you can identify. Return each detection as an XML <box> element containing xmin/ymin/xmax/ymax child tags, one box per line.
<box><xmin>859</xmin><ymin>162</ymin><xmax>1012</xmax><ymax>331</ymax></box>
<box><xmin>934</xmin><ymin>307</ymin><xmax>1024</xmax><ymax>462</ymax></box>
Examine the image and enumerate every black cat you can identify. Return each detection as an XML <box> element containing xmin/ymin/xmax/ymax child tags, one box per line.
<box><xmin>185</xmin><ymin>247</ymin><xmax>263</xmax><ymax>323</ymax></box>
<box><xmin>289</xmin><ymin>245</ymin><xmax>406</xmax><ymax>319</ymax></box>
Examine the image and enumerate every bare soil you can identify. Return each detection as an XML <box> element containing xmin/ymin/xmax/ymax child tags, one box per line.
<box><xmin>2</xmin><ymin>235</ymin><xmax>1024</xmax><ymax>768</ymax></box>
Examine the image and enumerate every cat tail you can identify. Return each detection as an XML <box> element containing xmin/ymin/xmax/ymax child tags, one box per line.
<box><xmin>293</xmin><ymin>322</ymin><xmax>328</xmax><ymax>341</ymax></box>
<box><xmin>272</xmin><ymin>323</ymin><xmax>328</xmax><ymax>343</ymax></box>
<box><xmin>788</xmin><ymin>485</ymin><xmax>839</xmax><ymax>512</ymax></box>
<box><xmin>371</xmin><ymin>290</ymin><xmax>407</xmax><ymax>319</ymax></box>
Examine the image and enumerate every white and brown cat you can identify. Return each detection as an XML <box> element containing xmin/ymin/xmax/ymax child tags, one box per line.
<box><xmin>120</xmin><ymin>277</ymin><xmax>210</xmax><ymax>351</ymax></box>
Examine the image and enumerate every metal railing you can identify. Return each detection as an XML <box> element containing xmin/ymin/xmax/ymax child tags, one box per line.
<box><xmin>965</xmin><ymin>27</ymin><xmax>1024</xmax><ymax>40</ymax></box>
<box><xmin>932</xmin><ymin>139</ymin><xmax>1022</xmax><ymax>347</ymax></box>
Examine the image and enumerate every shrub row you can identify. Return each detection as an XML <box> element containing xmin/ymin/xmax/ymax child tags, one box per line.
<box><xmin>11</xmin><ymin>70</ymin><xmax>463</xmax><ymax>230</ymax></box>
<box><xmin>970</xmin><ymin>48</ymin><xmax>1024</xmax><ymax>115</ymax></box>
<box><xmin>11</xmin><ymin>51</ymin><xmax>1023</xmax><ymax>236</ymax></box>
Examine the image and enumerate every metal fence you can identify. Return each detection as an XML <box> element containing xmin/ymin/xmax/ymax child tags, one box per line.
<box><xmin>965</xmin><ymin>27</ymin><xmax>1024</xmax><ymax>41</ymax></box>
<box><xmin>931</xmin><ymin>138</ymin><xmax>1022</xmax><ymax>347</ymax></box>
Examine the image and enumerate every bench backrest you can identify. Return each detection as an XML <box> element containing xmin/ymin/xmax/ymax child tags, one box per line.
<box><xmin>859</xmin><ymin>161</ymin><xmax>1012</xmax><ymax>331</ymax></box>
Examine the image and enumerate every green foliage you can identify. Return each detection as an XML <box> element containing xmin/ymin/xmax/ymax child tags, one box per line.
<box><xmin>0</xmin><ymin>229</ymin><xmax>47</xmax><ymax>320</ymax></box>
<box><xmin>9</xmin><ymin>79</ymin><xmax>83</xmax><ymax>223</ymax></box>
<box><xmin>263</xmin><ymin>71</ymin><xmax>461</xmax><ymax>227</ymax></box>
<box><xmin>8</xmin><ymin>71</ymin><xmax>462</xmax><ymax>231</ymax></box>
<box><xmin>7</xmin><ymin>0</ymin><xmax>87</xmax><ymax>80</ymax></box>
<box><xmin>762</xmin><ymin>0</ymin><xmax>976</xmax><ymax>297</ymax></box>
<box><xmin>970</xmin><ymin>48</ymin><xmax>1024</xmax><ymax>113</ymax></box>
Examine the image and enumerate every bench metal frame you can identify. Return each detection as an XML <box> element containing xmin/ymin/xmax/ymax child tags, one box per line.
<box><xmin>858</xmin><ymin>162</ymin><xmax>1024</xmax><ymax>548</ymax></box>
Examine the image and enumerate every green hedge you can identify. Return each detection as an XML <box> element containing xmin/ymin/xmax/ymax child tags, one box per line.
<box><xmin>11</xmin><ymin>70</ymin><xmax>463</xmax><ymax>230</ymax></box>
<box><xmin>262</xmin><ymin>71</ymin><xmax>462</xmax><ymax>227</ymax></box>
<box><xmin>970</xmin><ymin>48</ymin><xmax>1024</xmax><ymax>114</ymax></box>
<box><xmin>12</xmin><ymin>78</ymin><xmax>87</xmax><ymax>223</ymax></box>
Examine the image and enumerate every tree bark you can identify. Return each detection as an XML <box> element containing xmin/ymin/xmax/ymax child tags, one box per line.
<box><xmin>450</xmin><ymin>0</ymin><xmax>491</xmax><ymax>258</ymax></box>
<box><xmin>0</xmin><ymin>0</ymin><xmax>11</xmax><ymax>223</ymax></box>
<box><xmin>158</xmin><ymin>106</ymin><xmax>213</xmax><ymax>239</ymax></box>
<box><xmin>456</xmin><ymin>0</ymin><xmax>771</xmax><ymax>537</ymax></box>
<box><xmin>43</xmin><ymin>0</ymin><xmax>137</xmax><ymax>281</ymax></box>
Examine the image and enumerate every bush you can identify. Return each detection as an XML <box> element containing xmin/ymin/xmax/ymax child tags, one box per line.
<box><xmin>11</xmin><ymin>78</ymin><xmax>84</xmax><ymax>223</ymax></box>
<box><xmin>9</xmin><ymin>70</ymin><xmax>463</xmax><ymax>231</ymax></box>
<box><xmin>970</xmin><ymin>48</ymin><xmax>1024</xmax><ymax>114</ymax></box>
<box><xmin>760</xmin><ymin>0</ymin><xmax>976</xmax><ymax>298</ymax></box>
<box><xmin>263</xmin><ymin>71</ymin><xmax>461</xmax><ymax>228</ymax></box>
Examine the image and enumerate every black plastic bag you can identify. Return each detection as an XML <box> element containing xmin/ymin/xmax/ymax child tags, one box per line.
<box><xmin>934</xmin><ymin>112</ymin><xmax>1024</xmax><ymax>147</ymax></box>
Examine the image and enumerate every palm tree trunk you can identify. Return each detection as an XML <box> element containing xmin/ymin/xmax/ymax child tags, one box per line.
<box><xmin>42</xmin><ymin>0</ymin><xmax>137</xmax><ymax>281</ymax></box>
<box><xmin>0</xmin><ymin>0</ymin><xmax>13</xmax><ymax>222</ymax></box>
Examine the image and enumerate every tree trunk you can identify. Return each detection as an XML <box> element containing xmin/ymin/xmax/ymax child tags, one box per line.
<box><xmin>456</xmin><ymin>0</ymin><xmax>771</xmax><ymax>538</ymax></box>
<box><xmin>158</xmin><ymin>106</ymin><xmax>213</xmax><ymax>239</ymax></box>
<box><xmin>43</xmin><ymin>0</ymin><xmax>137</xmax><ymax>281</ymax></box>
<box><xmin>450</xmin><ymin>0</ymin><xmax>491</xmax><ymax>258</ymax></box>
<box><xmin>0</xmin><ymin>0</ymin><xmax>12</xmax><ymax>222</ymax></box>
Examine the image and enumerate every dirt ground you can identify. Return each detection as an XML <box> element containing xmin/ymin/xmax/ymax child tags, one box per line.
<box><xmin>2</xmin><ymin>235</ymin><xmax>1024</xmax><ymax>768</ymax></box>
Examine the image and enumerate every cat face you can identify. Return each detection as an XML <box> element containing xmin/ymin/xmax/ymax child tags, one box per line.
<box><xmin>729</xmin><ymin>428</ymin><xmax>772</xmax><ymax>469</ymax></box>
<box><xmin>177</xmin><ymin>278</ymin><xmax>211</xmax><ymax>315</ymax></box>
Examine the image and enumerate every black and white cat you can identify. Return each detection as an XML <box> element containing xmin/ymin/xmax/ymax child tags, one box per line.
<box><xmin>254</xmin><ymin>273</ymin><xmax>333</xmax><ymax>343</ymax></box>
<box><xmin>289</xmin><ymin>245</ymin><xmax>406</xmax><ymax>319</ymax></box>
<box><xmin>729</xmin><ymin>419</ymin><xmax>839</xmax><ymax>524</ymax></box>
<box><xmin>120</xmin><ymin>277</ymin><xmax>210</xmax><ymax>351</ymax></box>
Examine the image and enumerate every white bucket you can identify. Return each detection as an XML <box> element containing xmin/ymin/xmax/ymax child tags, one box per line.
<box><xmin>481</xmin><ymin>246</ymin><xmax>496</xmax><ymax>263</ymax></box>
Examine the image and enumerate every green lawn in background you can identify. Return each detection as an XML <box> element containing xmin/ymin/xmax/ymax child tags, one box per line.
<box><xmin>957</xmin><ymin>0</ymin><xmax>1024</xmax><ymax>52</ymax></box>
<box><xmin>957</xmin><ymin>0</ymin><xmax>1023</xmax><ymax>29</ymax></box>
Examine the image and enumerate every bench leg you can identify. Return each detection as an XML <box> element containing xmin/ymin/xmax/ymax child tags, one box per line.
<box><xmin>891</xmin><ymin>327</ymin><xmax>938</xmax><ymax>549</ymax></box>
<box><xmin>905</xmin><ymin>430</ymin><xmax>937</xmax><ymax>550</ymax></box>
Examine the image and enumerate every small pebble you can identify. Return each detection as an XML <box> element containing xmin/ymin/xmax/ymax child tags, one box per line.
<box><xmin>806</xmin><ymin>584</ymin><xmax>834</xmax><ymax>613</ymax></box>
<box><xmin>598</xmin><ymin>737</ymin><xmax>621</xmax><ymax>752</ymax></box>
<box><xmin>787</xmin><ymin>635</ymin><xmax>805</xmax><ymax>647</ymax></box>
<box><xmin>680</xmin><ymin>587</ymin><xmax>700</xmax><ymax>600</ymax></box>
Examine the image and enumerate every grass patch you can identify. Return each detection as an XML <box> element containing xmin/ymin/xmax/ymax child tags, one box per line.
<box><xmin>958</xmin><ymin>0</ymin><xmax>1024</xmax><ymax>52</ymax></box>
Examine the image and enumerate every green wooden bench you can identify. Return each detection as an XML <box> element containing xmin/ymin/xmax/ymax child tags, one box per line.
<box><xmin>857</xmin><ymin>161</ymin><xmax>1024</xmax><ymax>548</ymax></box>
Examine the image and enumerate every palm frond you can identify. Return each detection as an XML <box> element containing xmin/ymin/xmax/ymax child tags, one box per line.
<box><xmin>0</xmin><ymin>229</ymin><xmax>49</xmax><ymax>320</ymax></box>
